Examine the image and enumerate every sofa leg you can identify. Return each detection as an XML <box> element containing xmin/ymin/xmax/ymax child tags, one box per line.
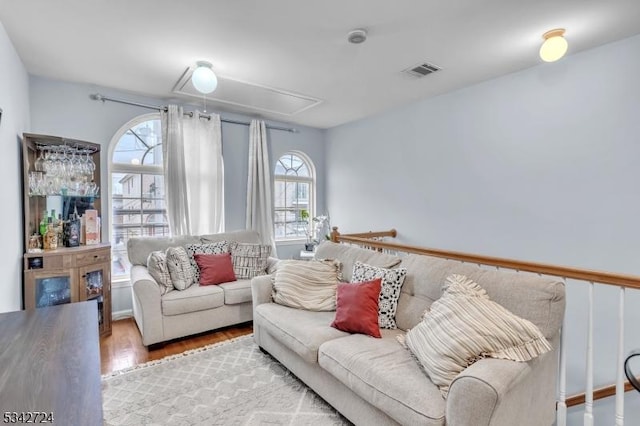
<box><xmin>147</xmin><ymin>342</ymin><xmax>166</xmax><ymax>351</ymax></box>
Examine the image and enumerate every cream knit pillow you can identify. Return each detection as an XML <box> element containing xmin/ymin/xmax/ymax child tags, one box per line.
<box><xmin>400</xmin><ymin>274</ymin><xmax>551</xmax><ymax>398</ymax></box>
<box><xmin>272</xmin><ymin>259</ymin><xmax>341</xmax><ymax>311</ymax></box>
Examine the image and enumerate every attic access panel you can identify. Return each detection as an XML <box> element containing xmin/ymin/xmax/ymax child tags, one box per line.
<box><xmin>173</xmin><ymin>67</ymin><xmax>322</xmax><ymax>116</ymax></box>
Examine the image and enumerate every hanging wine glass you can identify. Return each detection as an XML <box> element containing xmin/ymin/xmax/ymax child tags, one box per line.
<box><xmin>34</xmin><ymin>147</ymin><xmax>45</xmax><ymax>172</ymax></box>
<box><xmin>88</xmin><ymin>150</ymin><xmax>96</xmax><ymax>180</ymax></box>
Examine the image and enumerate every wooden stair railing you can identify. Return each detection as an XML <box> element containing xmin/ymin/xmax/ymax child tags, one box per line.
<box><xmin>331</xmin><ymin>227</ymin><xmax>640</xmax><ymax>426</ymax></box>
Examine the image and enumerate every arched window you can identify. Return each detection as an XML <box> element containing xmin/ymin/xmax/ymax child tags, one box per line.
<box><xmin>109</xmin><ymin>114</ymin><xmax>168</xmax><ymax>280</ymax></box>
<box><xmin>273</xmin><ymin>152</ymin><xmax>315</xmax><ymax>241</ymax></box>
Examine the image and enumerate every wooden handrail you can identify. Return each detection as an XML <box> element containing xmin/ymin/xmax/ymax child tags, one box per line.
<box><xmin>566</xmin><ymin>381</ymin><xmax>636</xmax><ymax>407</ymax></box>
<box><xmin>330</xmin><ymin>227</ymin><xmax>396</xmax><ymax>242</ymax></box>
<box><xmin>333</xmin><ymin>232</ymin><xmax>640</xmax><ymax>290</ymax></box>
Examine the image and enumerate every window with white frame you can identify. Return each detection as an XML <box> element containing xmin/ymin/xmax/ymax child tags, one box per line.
<box><xmin>274</xmin><ymin>152</ymin><xmax>315</xmax><ymax>241</ymax></box>
<box><xmin>109</xmin><ymin>114</ymin><xmax>168</xmax><ymax>280</ymax></box>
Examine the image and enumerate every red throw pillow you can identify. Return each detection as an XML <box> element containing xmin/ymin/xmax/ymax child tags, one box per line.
<box><xmin>194</xmin><ymin>253</ymin><xmax>237</xmax><ymax>285</ymax></box>
<box><xmin>331</xmin><ymin>278</ymin><xmax>382</xmax><ymax>338</ymax></box>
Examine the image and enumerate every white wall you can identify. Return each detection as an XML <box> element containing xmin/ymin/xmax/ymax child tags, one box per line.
<box><xmin>326</xmin><ymin>34</ymin><xmax>640</xmax><ymax>423</ymax></box>
<box><xmin>0</xmin><ymin>21</ymin><xmax>30</xmax><ymax>313</ymax></box>
<box><xmin>28</xmin><ymin>76</ymin><xmax>326</xmax><ymax>313</ymax></box>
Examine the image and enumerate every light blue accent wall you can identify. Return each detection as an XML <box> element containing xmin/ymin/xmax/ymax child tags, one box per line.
<box><xmin>0</xmin><ymin>21</ymin><xmax>30</xmax><ymax>313</ymax></box>
<box><xmin>326</xmin><ymin>34</ymin><xmax>640</xmax><ymax>423</ymax></box>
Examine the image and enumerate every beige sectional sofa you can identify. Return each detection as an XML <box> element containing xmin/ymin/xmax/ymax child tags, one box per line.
<box><xmin>252</xmin><ymin>241</ymin><xmax>565</xmax><ymax>426</ymax></box>
<box><xmin>128</xmin><ymin>230</ymin><xmax>271</xmax><ymax>346</ymax></box>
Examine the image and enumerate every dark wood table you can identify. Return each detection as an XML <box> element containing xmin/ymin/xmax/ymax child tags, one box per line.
<box><xmin>0</xmin><ymin>301</ymin><xmax>103</xmax><ymax>426</ymax></box>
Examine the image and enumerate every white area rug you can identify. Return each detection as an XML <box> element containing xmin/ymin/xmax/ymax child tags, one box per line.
<box><xmin>102</xmin><ymin>334</ymin><xmax>351</xmax><ymax>425</ymax></box>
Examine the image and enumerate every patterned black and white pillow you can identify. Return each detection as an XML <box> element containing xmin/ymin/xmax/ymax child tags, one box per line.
<box><xmin>351</xmin><ymin>261</ymin><xmax>408</xmax><ymax>329</ymax></box>
<box><xmin>166</xmin><ymin>246</ymin><xmax>196</xmax><ymax>291</ymax></box>
<box><xmin>230</xmin><ymin>242</ymin><xmax>272</xmax><ymax>279</ymax></box>
<box><xmin>185</xmin><ymin>241</ymin><xmax>230</xmax><ymax>284</ymax></box>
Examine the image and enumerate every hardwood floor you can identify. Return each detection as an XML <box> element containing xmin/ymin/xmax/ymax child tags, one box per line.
<box><xmin>99</xmin><ymin>318</ymin><xmax>253</xmax><ymax>375</ymax></box>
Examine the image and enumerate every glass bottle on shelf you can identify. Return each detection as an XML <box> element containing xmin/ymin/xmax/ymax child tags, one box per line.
<box><xmin>39</xmin><ymin>209</ymin><xmax>48</xmax><ymax>238</ymax></box>
<box><xmin>44</xmin><ymin>217</ymin><xmax>58</xmax><ymax>250</ymax></box>
<box><xmin>56</xmin><ymin>213</ymin><xmax>63</xmax><ymax>244</ymax></box>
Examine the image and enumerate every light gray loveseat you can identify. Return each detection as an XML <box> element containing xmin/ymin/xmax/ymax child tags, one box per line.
<box><xmin>252</xmin><ymin>241</ymin><xmax>565</xmax><ymax>426</ymax></box>
<box><xmin>128</xmin><ymin>230</ymin><xmax>270</xmax><ymax>346</ymax></box>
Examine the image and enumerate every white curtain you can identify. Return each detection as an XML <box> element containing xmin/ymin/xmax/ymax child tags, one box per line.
<box><xmin>246</xmin><ymin>120</ymin><xmax>276</xmax><ymax>254</ymax></box>
<box><xmin>162</xmin><ymin>105</ymin><xmax>224</xmax><ymax>236</ymax></box>
<box><xmin>161</xmin><ymin>105</ymin><xmax>190</xmax><ymax>235</ymax></box>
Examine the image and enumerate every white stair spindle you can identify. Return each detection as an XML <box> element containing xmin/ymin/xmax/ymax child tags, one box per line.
<box><xmin>615</xmin><ymin>286</ymin><xmax>625</xmax><ymax>426</ymax></box>
<box><xmin>557</xmin><ymin>279</ymin><xmax>568</xmax><ymax>426</ymax></box>
<box><xmin>584</xmin><ymin>282</ymin><xmax>594</xmax><ymax>426</ymax></box>
<box><xmin>558</xmin><ymin>318</ymin><xmax>568</xmax><ymax>426</ymax></box>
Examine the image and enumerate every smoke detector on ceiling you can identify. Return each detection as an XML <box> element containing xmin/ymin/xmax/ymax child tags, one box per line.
<box><xmin>347</xmin><ymin>29</ymin><xmax>368</xmax><ymax>44</ymax></box>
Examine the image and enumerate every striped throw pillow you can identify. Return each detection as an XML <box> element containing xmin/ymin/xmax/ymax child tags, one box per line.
<box><xmin>400</xmin><ymin>274</ymin><xmax>551</xmax><ymax>398</ymax></box>
<box><xmin>230</xmin><ymin>242</ymin><xmax>271</xmax><ymax>279</ymax></box>
<box><xmin>272</xmin><ymin>259</ymin><xmax>341</xmax><ymax>311</ymax></box>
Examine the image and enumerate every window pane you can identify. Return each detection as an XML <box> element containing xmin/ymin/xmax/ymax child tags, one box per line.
<box><xmin>112</xmin><ymin>119</ymin><xmax>162</xmax><ymax>165</ymax></box>
<box><xmin>110</xmin><ymin>117</ymin><xmax>165</xmax><ymax>280</ymax></box>
<box><xmin>274</xmin><ymin>180</ymin><xmax>287</xmax><ymax>209</ymax></box>
<box><xmin>274</xmin><ymin>154</ymin><xmax>310</xmax><ymax>178</ymax></box>
<box><xmin>297</xmin><ymin>163</ymin><xmax>309</xmax><ymax>177</ymax></box>
<box><xmin>273</xmin><ymin>153</ymin><xmax>314</xmax><ymax>240</ymax></box>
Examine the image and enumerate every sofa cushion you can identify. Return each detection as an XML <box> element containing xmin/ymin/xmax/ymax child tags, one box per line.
<box><xmin>194</xmin><ymin>253</ymin><xmax>237</xmax><ymax>285</ymax></box>
<box><xmin>161</xmin><ymin>284</ymin><xmax>224</xmax><ymax>316</ymax></box>
<box><xmin>272</xmin><ymin>259</ymin><xmax>341</xmax><ymax>311</ymax></box>
<box><xmin>128</xmin><ymin>235</ymin><xmax>200</xmax><ymax>266</ymax></box>
<box><xmin>352</xmin><ymin>261</ymin><xmax>408</xmax><ymax>329</ymax></box>
<box><xmin>200</xmin><ymin>229</ymin><xmax>261</xmax><ymax>244</ymax></box>
<box><xmin>166</xmin><ymin>246</ymin><xmax>196</xmax><ymax>291</ymax></box>
<box><xmin>255</xmin><ymin>303</ymin><xmax>349</xmax><ymax>363</ymax></box>
<box><xmin>402</xmin><ymin>274</ymin><xmax>551</xmax><ymax>398</ymax></box>
<box><xmin>314</xmin><ymin>241</ymin><xmax>401</xmax><ymax>282</ymax></box>
<box><xmin>185</xmin><ymin>241</ymin><xmax>230</xmax><ymax>284</ymax></box>
<box><xmin>147</xmin><ymin>250</ymin><xmax>173</xmax><ymax>295</ymax></box>
<box><xmin>331</xmin><ymin>279</ymin><xmax>382</xmax><ymax>338</ymax></box>
<box><xmin>218</xmin><ymin>279</ymin><xmax>253</xmax><ymax>305</ymax></box>
<box><xmin>318</xmin><ymin>331</ymin><xmax>445</xmax><ymax>426</ymax></box>
<box><xmin>230</xmin><ymin>242</ymin><xmax>271</xmax><ymax>279</ymax></box>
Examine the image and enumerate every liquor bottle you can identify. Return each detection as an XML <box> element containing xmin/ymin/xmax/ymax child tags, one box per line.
<box><xmin>44</xmin><ymin>217</ymin><xmax>58</xmax><ymax>250</ymax></box>
<box><xmin>64</xmin><ymin>212</ymin><xmax>80</xmax><ymax>247</ymax></box>
<box><xmin>39</xmin><ymin>209</ymin><xmax>48</xmax><ymax>237</ymax></box>
<box><xmin>56</xmin><ymin>213</ymin><xmax>64</xmax><ymax>244</ymax></box>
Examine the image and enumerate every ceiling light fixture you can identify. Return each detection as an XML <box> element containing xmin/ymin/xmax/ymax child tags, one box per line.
<box><xmin>191</xmin><ymin>61</ymin><xmax>218</xmax><ymax>94</ymax></box>
<box><xmin>539</xmin><ymin>28</ymin><xmax>568</xmax><ymax>62</ymax></box>
<box><xmin>347</xmin><ymin>29</ymin><xmax>368</xmax><ymax>44</ymax></box>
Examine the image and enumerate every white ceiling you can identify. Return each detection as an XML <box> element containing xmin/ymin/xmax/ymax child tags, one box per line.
<box><xmin>1</xmin><ymin>0</ymin><xmax>639</xmax><ymax>129</ymax></box>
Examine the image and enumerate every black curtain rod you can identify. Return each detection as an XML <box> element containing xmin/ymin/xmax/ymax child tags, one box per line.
<box><xmin>89</xmin><ymin>93</ymin><xmax>298</xmax><ymax>133</ymax></box>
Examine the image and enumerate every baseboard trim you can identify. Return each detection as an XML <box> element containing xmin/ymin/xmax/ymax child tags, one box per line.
<box><xmin>112</xmin><ymin>309</ymin><xmax>133</xmax><ymax>321</ymax></box>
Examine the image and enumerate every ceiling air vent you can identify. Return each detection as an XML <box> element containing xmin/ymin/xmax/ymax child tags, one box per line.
<box><xmin>404</xmin><ymin>62</ymin><xmax>441</xmax><ymax>77</ymax></box>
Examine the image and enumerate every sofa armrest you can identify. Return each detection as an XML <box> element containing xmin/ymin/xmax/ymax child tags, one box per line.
<box><xmin>130</xmin><ymin>265</ymin><xmax>164</xmax><ymax>346</ymax></box>
<box><xmin>266</xmin><ymin>256</ymin><xmax>280</xmax><ymax>274</ymax></box>
<box><xmin>251</xmin><ymin>274</ymin><xmax>273</xmax><ymax>309</ymax></box>
<box><xmin>446</xmin><ymin>342</ymin><xmax>558</xmax><ymax>426</ymax></box>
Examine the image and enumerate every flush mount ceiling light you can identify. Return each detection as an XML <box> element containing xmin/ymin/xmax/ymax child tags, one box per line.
<box><xmin>539</xmin><ymin>28</ymin><xmax>568</xmax><ymax>62</ymax></box>
<box><xmin>347</xmin><ymin>28</ymin><xmax>368</xmax><ymax>44</ymax></box>
<box><xmin>191</xmin><ymin>61</ymin><xmax>218</xmax><ymax>94</ymax></box>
